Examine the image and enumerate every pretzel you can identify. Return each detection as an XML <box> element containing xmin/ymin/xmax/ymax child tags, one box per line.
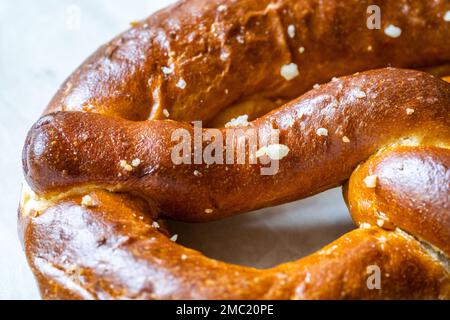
<box><xmin>19</xmin><ymin>0</ymin><xmax>450</xmax><ymax>300</ymax></box>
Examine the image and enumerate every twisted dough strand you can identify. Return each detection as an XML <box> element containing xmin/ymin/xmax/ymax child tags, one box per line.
<box><xmin>20</xmin><ymin>68</ymin><xmax>450</xmax><ymax>299</ymax></box>
<box><xmin>24</xmin><ymin>69</ymin><xmax>450</xmax><ymax>221</ymax></box>
<box><xmin>46</xmin><ymin>0</ymin><xmax>450</xmax><ymax>123</ymax></box>
<box><xmin>19</xmin><ymin>0</ymin><xmax>450</xmax><ymax>299</ymax></box>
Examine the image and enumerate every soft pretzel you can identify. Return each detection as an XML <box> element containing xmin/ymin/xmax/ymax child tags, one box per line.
<box><xmin>20</xmin><ymin>0</ymin><xmax>450</xmax><ymax>300</ymax></box>
<box><xmin>21</xmin><ymin>68</ymin><xmax>450</xmax><ymax>299</ymax></box>
<box><xmin>45</xmin><ymin>0</ymin><xmax>450</xmax><ymax>123</ymax></box>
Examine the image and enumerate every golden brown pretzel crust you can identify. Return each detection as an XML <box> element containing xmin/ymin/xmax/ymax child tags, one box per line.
<box><xmin>20</xmin><ymin>191</ymin><xmax>449</xmax><ymax>300</ymax></box>
<box><xmin>47</xmin><ymin>0</ymin><xmax>450</xmax><ymax>123</ymax></box>
<box><xmin>20</xmin><ymin>0</ymin><xmax>450</xmax><ymax>300</ymax></box>
<box><xmin>347</xmin><ymin>146</ymin><xmax>450</xmax><ymax>256</ymax></box>
<box><xmin>21</xmin><ymin>69</ymin><xmax>450</xmax><ymax>300</ymax></box>
<box><xmin>24</xmin><ymin>69</ymin><xmax>450</xmax><ymax>221</ymax></box>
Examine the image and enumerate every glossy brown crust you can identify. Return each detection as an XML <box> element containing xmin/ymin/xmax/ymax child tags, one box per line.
<box><xmin>347</xmin><ymin>146</ymin><xmax>450</xmax><ymax>256</ymax></box>
<box><xmin>19</xmin><ymin>0</ymin><xmax>450</xmax><ymax>300</ymax></box>
<box><xmin>46</xmin><ymin>0</ymin><xmax>450</xmax><ymax>123</ymax></box>
<box><xmin>20</xmin><ymin>191</ymin><xmax>449</xmax><ymax>300</ymax></box>
<box><xmin>24</xmin><ymin>69</ymin><xmax>450</xmax><ymax>221</ymax></box>
<box><xmin>21</xmin><ymin>68</ymin><xmax>450</xmax><ymax>300</ymax></box>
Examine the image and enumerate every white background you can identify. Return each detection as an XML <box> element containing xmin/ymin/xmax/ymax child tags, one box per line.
<box><xmin>0</xmin><ymin>0</ymin><xmax>351</xmax><ymax>299</ymax></box>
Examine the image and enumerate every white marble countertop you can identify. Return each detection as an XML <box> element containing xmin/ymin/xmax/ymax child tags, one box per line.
<box><xmin>0</xmin><ymin>0</ymin><xmax>352</xmax><ymax>300</ymax></box>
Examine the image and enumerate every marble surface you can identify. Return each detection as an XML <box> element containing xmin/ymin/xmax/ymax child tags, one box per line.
<box><xmin>0</xmin><ymin>0</ymin><xmax>352</xmax><ymax>300</ymax></box>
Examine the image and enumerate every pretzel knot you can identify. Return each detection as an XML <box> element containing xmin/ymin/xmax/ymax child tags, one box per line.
<box><xmin>19</xmin><ymin>0</ymin><xmax>450</xmax><ymax>300</ymax></box>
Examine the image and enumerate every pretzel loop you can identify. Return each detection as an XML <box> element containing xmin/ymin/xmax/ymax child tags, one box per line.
<box><xmin>21</xmin><ymin>69</ymin><xmax>450</xmax><ymax>299</ymax></box>
<box><xmin>19</xmin><ymin>0</ymin><xmax>450</xmax><ymax>299</ymax></box>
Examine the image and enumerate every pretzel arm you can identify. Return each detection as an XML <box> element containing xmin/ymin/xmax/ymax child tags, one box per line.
<box><xmin>46</xmin><ymin>0</ymin><xmax>450</xmax><ymax>123</ymax></box>
<box><xmin>19</xmin><ymin>0</ymin><xmax>450</xmax><ymax>300</ymax></box>
<box><xmin>20</xmin><ymin>189</ymin><xmax>449</xmax><ymax>300</ymax></box>
<box><xmin>23</xmin><ymin>69</ymin><xmax>450</xmax><ymax>221</ymax></box>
